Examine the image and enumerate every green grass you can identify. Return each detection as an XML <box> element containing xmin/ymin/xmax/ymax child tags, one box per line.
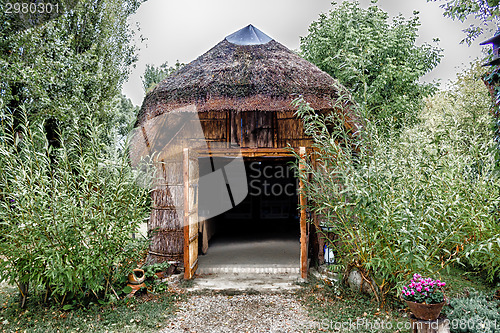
<box><xmin>296</xmin><ymin>277</ymin><xmax>407</xmax><ymax>332</ymax></box>
<box><xmin>297</xmin><ymin>265</ymin><xmax>499</xmax><ymax>333</ymax></box>
<box><xmin>0</xmin><ymin>285</ymin><xmax>182</xmax><ymax>332</ymax></box>
<box><xmin>436</xmin><ymin>265</ymin><xmax>498</xmax><ymax>298</ymax></box>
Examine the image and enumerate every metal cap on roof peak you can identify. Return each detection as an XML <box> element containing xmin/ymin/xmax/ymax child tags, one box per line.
<box><xmin>225</xmin><ymin>24</ymin><xmax>273</xmax><ymax>45</ymax></box>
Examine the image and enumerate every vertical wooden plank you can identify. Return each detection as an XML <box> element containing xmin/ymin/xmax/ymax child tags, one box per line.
<box><xmin>299</xmin><ymin>147</ymin><xmax>308</xmax><ymax>279</ymax></box>
<box><xmin>241</xmin><ymin>112</ymin><xmax>247</xmax><ymax>147</ymax></box>
<box><xmin>241</xmin><ymin>111</ymin><xmax>253</xmax><ymax>147</ymax></box>
<box><xmin>183</xmin><ymin>148</ymin><xmax>199</xmax><ymax>279</ymax></box>
<box><xmin>273</xmin><ymin>112</ymin><xmax>278</xmax><ymax>148</ymax></box>
<box><xmin>251</xmin><ymin>111</ymin><xmax>257</xmax><ymax>147</ymax></box>
<box><xmin>183</xmin><ymin>148</ymin><xmax>191</xmax><ymax>280</ymax></box>
<box><xmin>189</xmin><ymin>150</ymin><xmax>199</xmax><ymax>275</ymax></box>
<box><xmin>226</xmin><ymin>111</ymin><xmax>231</xmax><ymax>148</ymax></box>
<box><xmin>230</xmin><ymin>110</ymin><xmax>241</xmax><ymax>146</ymax></box>
<box><xmin>256</xmin><ymin>112</ymin><xmax>272</xmax><ymax>148</ymax></box>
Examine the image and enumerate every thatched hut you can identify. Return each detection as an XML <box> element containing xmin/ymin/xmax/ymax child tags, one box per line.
<box><xmin>133</xmin><ymin>24</ymin><xmax>357</xmax><ymax>279</ymax></box>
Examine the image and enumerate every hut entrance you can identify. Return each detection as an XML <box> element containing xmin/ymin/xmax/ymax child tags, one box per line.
<box><xmin>196</xmin><ymin>148</ymin><xmax>308</xmax><ymax>277</ymax></box>
<box><xmin>215</xmin><ymin>157</ymin><xmax>299</xmax><ymax>237</ymax></box>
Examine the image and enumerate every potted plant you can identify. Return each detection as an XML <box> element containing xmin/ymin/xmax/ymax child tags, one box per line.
<box><xmin>142</xmin><ymin>262</ymin><xmax>172</xmax><ymax>279</ymax></box>
<box><xmin>401</xmin><ymin>274</ymin><xmax>447</xmax><ymax>321</ymax></box>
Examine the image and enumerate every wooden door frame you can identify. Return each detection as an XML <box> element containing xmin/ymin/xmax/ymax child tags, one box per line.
<box><xmin>195</xmin><ymin>147</ymin><xmax>311</xmax><ymax>279</ymax></box>
<box><xmin>298</xmin><ymin>147</ymin><xmax>308</xmax><ymax>279</ymax></box>
<box><xmin>183</xmin><ymin>148</ymin><xmax>199</xmax><ymax>279</ymax></box>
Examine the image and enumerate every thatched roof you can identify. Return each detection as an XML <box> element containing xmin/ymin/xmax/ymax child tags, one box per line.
<box><xmin>136</xmin><ymin>25</ymin><xmax>354</xmax><ymax>126</ymax></box>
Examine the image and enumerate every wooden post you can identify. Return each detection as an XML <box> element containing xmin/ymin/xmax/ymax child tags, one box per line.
<box><xmin>183</xmin><ymin>148</ymin><xmax>199</xmax><ymax>279</ymax></box>
<box><xmin>183</xmin><ymin>148</ymin><xmax>191</xmax><ymax>280</ymax></box>
<box><xmin>299</xmin><ymin>147</ymin><xmax>308</xmax><ymax>279</ymax></box>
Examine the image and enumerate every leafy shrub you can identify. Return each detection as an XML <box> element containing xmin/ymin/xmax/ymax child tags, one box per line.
<box><xmin>421</xmin><ymin>62</ymin><xmax>500</xmax><ymax>282</ymax></box>
<box><xmin>444</xmin><ymin>292</ymin><xmax>500</xmax><ymax>333</ymax></box>
<box><xmin>293</xmin><ymin>62</ymin><xmax>500</xmax><ymax>302</ymax></box>
<box><xmin>0</xmin><ymin>112</ymin><xmax>151</xmax><ymax>306</ymax></box>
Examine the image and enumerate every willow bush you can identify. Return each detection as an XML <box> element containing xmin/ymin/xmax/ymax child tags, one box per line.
<box><xmin>293</xmin><ymin>64</ymin><xmax>500</xmax><ymax>302</ymax></box>
<box><xmin>0</xmin><ymin>111</ymin><xmax>151</xmax><ymax>306</ymax></box>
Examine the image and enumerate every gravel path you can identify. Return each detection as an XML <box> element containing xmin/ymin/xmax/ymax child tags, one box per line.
<box><xmin>160</xmin><ymin>293</ymin><xmax>316</xmax><ymax>333</ymax></box>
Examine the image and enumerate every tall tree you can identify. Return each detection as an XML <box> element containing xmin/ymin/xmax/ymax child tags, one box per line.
<box><xmin>141</xmin><ymin>61</ymin><xmax>184</xmax><ymax>92</ymax></box>
<box><xmin>300</xmin><ymin>1</ymin><xmax>442</xmax><ymax>134</ymax></box>
<box><xmin>0</xmin><ymin>0</ymin><xmax>145</xmax><ymax>141</ymax></box>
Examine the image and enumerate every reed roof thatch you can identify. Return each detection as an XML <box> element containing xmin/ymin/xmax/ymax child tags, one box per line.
<box><xmin>136</xmin><ymin>24</ymin><xmax>354</xmax><ymax>126</ymax></box>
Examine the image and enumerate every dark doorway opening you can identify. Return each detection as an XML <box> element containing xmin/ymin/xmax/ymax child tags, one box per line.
<box><xmin>215</xmin><ymin>157</ymin><xmax>299</xmax><ymax>240</ymax></box>
<box><xmin>197</xmin><ymin>157</ymin><xmax>300</xmax><ymax>272</ymax></box>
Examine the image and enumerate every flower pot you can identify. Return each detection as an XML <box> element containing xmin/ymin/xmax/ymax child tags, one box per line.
<box><xmin>405</xmin><ymin>300</ymin><xmax>445</xmax><ymax>321</ymax></box>
<box><xmin>126</xmin><ymin>282</ymin><xmax>147</xmax><ymax>296</ymax></box>
<box><xmin>128</xmin><ymin>269</ymin><xmax>146</xmax><ymax>285</ymax></box>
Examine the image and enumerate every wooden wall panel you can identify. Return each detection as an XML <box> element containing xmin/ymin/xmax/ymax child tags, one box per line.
<box><xmin>256</xmin><ymin>112</ymin><xmax>274</xmax><ymax>147</ymax></box>
<box><xmin>197</xmin><ymin>110</ymin><xmax>310</xmax><ymax>149</ymax></box>
<box><xmin>199</xmin><ymin>111</ymin><xmax>227</xmax><ymax>143</ymax></box>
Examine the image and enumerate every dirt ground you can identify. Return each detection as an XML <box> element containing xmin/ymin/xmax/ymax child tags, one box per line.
<box><xmin>159</xmin><ymin>292</ymin><xmax>316</xmax><ymax>333</ymax></box>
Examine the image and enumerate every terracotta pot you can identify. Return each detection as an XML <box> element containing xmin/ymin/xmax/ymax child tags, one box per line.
<box><xmin>128</xmin><ymin>269</ymin><xmax>146</xmax><ymax>285</ymax></box>
<box><xmin>126</xmin><ymin>282</ymin><xmax>147</xmax><ymax>296</ymax></box>
<box><xmin>405</xmin><ymin>300</ymin><xmax>445</xmax><ymax>321</ymax></box>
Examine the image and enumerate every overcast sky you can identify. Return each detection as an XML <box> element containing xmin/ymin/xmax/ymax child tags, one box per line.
<box><xmin>122</xmin><ymin>0</ymin><xmax>494</xmax><ymax>106</ymax></box>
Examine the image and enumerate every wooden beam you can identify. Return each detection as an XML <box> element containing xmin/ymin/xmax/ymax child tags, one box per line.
<box><xmin>226</xmin><ymin>111</ymin><xmax>231</xmax><ymax>148</ymax></box>
<box><xmin>183</xmin><ymin>148</ymin><xmax>191</xmax><ymax>280</ymax></box>
<box><xmin>299</xmin><ymin>146</ymin><xmax>308</xmax><ymax>279</ymax></box>
<box><xmin>196</xmin><ymin>147</ymin><xmax>303</xmax><ymax>157</ymax></box>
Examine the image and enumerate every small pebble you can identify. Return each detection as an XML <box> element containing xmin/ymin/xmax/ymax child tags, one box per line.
<box><xmin>160</xmin><ymin>294</ymin><xmax>315</xmax><ymax>332</ymax></box>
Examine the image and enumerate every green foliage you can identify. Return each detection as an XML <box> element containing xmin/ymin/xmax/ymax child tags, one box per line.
<box><xmin>142</xmin><ymin>262</ymin><xmax>171</xmax><ymax>279</ymax></box>
<box><xmin>0</xmin><ymin>111</ymin><xmax>151</xmax><ymax>305</ymax></box>
<box><xmin>141</xmin><ymin>61</ymin><xmax>184</xmax><ymax>92</ymax></box>
<box><xmin>141</xmin><ymin>262</ymin><xmax>171</xmax><ymax>294</ymax></box>
<box><xmin>428</xmin><ymin>0</ymin><xmax>500</xmax><ymax>44</ymax></box>
<box><xmin>444</xmin><ymin>292</ymin><xmax>500</xmax><ymax>332</ymax></box>
<box><xmin>114</xmin><ymin>94</ymin><xmax>140</xmax><ymax>138</ymax></box>
<box><xmin>483</xmin><ymin>65</ymin><xmax>500</xmax><ymax>166</ymax></box>
<box><xmin>0</xmin><ymin>0</ymin><xmax>144</xmax><ymax>139</ymax></box>
<box><xmin>293</xmin><ymin>61</ymin><xmax>500</xmax><ymax>302</ymax></box>
<box><xmin>300</xmin><ymin>0</ymin><xmax>442</xmax><ymax>135</ymax></box>
<box><xmin>122</xmin><ymin>286</ymin><xmax>134</xmax><ymax>294</ymax></box>
<box><xmin>423</xmin><ymin>62</ymin><xmax>500</xmax><ymax>281</ymax></box>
